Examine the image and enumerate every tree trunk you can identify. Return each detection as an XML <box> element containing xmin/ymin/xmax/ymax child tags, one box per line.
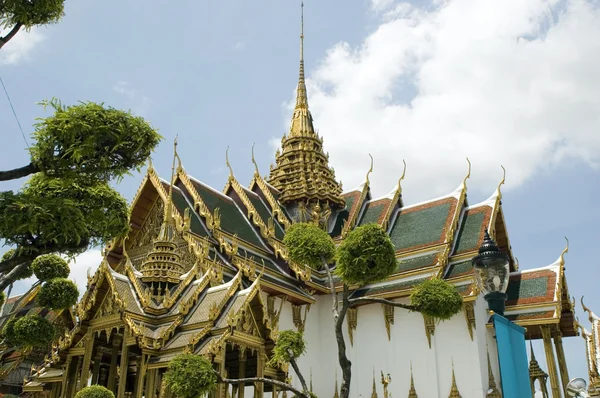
<box><xmin>0</xmin><ymin>163</ymin><xmax>39</xmax><ymax>181</ymax></box>
<box><xmin>336</xmin><ymin>285</ymin><xmax>352</xmax><ymax>398</ymax></box>
<box><xmin>218</xmin><ymin>375</ymin><xmax>310</xmax><ymax>398</ymax></box>
<box><xmin>0</xmin><ymin>262</ymin><xmax>30</xmax><ymax>291</ymax></box>
<box><xmin>288</xmin><ymin>351</ymin><xmax>309</xmax><ymax>393</ymax></box>
<box><xmin>0</xmin><ymin>23</ymin><xmax>23</xmax><ymax>49</ymax></box>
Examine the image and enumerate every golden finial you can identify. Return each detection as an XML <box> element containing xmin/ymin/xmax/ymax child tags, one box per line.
<box><xmin>334</xmin><ymin>370</ymin><xmax>340</xmax><ymax>398</ymax></box>
<box><xmin>581</xmin><ymin>296</ymin><xmax>595</xmax><ymax>323</ymax></box>
<box><xmin>400</xmin><ymin>159</ymin><xmax>407</xmax><ymax>182</ymax></box>
<box><xmin>371</xmin><ymin>366</ymin><xmax>378</xmax><ymax>398</ymax></box>
<box><xmin>448</xmin><ymin>361</ymin><xmax>462</xmax><ymax>398</ymax></box>
<box><xmin>147</xmin><ymin>156</ymin><xmax>154</xmax><ymax>171</ymax></box>
<box><xmin>408</xmin><ymin>362</ymin><xmax>418</xmax><ymax>398</ymax></box>
<box><xmin>251</xmin><ymin>142</ymin><xmax>260</xmax><ymax>175</ymax></box>
<box><xmin>310</xmin><ymin>367</ymin><xmax>313</xmax><ymax>392</ymax></box>
<box><xmin>165</xmin><ymin>135</ymin><xmax>178</xmax><ymax>224</ymax></box>
<box><xmin>486</xmin><ymin>350</ymin><xmax>501</xmax><ymax>397</ymax></box>
<box><xmin>496</xmin><ymin>165</ymin><xmax>506</xmax><ymax>199</ymax></box>
<box><xmin>559</xmin><ymin>236</ymin><xmax>569</xmax><ymax>267</ymax></box>
<box><xmin>300</xmin><ymin>1</ymin><xmax>304</xmax><ymax>62</ymax></box>
<box><xmin>225</xmin><ymin>146</ymin><xmax>234</xmax><ymax>179</ymax></box>
<box><xmin>366</xmin><ymin>153</ymin><xmax>374</xmax><ymax>185</ymax></box>
<box><xmin>461</xmin><ymin>157</ymin><xmax>471</xmax><ymax>188</ymax></box>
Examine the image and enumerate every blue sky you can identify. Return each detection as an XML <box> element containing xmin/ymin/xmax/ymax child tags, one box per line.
<box><xmin>2</xmin><ymin>0</ymin><xmax>600</xmax><ymax>389</ymax></box>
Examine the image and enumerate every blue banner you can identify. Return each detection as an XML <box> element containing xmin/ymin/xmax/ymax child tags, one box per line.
<box><xmin>492</xmin><ymin>314</ymin><xmax>532</xmax><ymax>397</ymax></box>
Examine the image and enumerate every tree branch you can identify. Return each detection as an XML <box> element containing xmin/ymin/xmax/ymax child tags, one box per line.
<box><xmin>217</xmin><ymin>374</ymin><xmax>310</xmax><ymax>398</ymax></box>
<box><xmin>322</xmin><ymin>256</ymin><xmax>339</xmax><ymax>319</ymax></box>
<box><xmin>0</xmin><ymin>262</ymin><xmax>30</xmax><ymax>291</ymax></box>
<box><xmin>0</xmin><ymin>253</ymin><xmax>35</xmax><ymax>273</ymax></box>
<box><xmin>348</xmin><ymin>296</ymin><xmax>419</xmax><ymax>311</ymax></box>
<box><xmin>0</xmin><ymin>163</ymin><xmax>39</xmax><ymax>181</ymax></box>
<box><xmin>0</xmin><ymin>23</ymin><xmax>23</xmax><ymax>49</ymax></box>
<box><xmin>288</xmin><ymin>350</ymin><xmax>309</xmax><ymax>393</ymax></box>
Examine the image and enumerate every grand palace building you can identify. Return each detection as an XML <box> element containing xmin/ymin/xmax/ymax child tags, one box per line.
<box><xmin>1</xmin><ymin>6</ymin><xmax>600</xmax><ymax>398</ymax></box>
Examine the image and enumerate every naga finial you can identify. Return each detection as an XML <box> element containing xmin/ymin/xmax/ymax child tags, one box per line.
<box><xmin>225</xmin><ymin>146</ymin><xmax>234</xmax><ymax>179</ymax></box>
<box><xmin>559</xmin><ymin>236</ymin><xmax>569</xmax><ymax>267</ymax></box>
<box><xmin>251</xmin><ymin>142</ymin><xmax>260</xmax><ymax>175</ymax></box>
<box><xmin>496</xmin><ymin>165</ymin><xmax>506</xmax><ymax>199</ymax></box>
<box><xmin>366</xmin><ymin>153</ymin><xmax>374</xmax><ymax>185</ymax></box>
<box><xmin>581</xmin><ymin>296</ymin><xmax>594</xmax><ymax>323</ymax></box>
<box><xmin>462</xmin><ymin>157</ymin><xmax>471</xmax><ymax>188</ymax></box>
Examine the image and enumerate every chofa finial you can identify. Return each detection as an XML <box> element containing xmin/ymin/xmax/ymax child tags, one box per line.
<box><xmin>366</xmin><ymin>154</ymin><xmax>374</xmax><ymax>185</ymax></box>
<box><xmin>559</xmin><ymin>237</ymin><xmax>569</xmax><ymax>266</ymax></box>
<box><xmin>462</xmin><ymin>157</ymin><xmax>471</xmax><ymax>187</ymax></box>
<box><xmin>251</xmin><ymin>142</ymin><xmax>260</xmax><ymax>175</ymax></box>
<box><xmin>225</xmin><ymin>146</ymin><xmax>234</xmax><ymax>178</ymax></box>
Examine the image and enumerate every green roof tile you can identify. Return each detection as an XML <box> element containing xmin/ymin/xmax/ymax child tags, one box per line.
<box><xmin>171</xmin><ymin>189</ymin><xmax>208</xmax><ymax>237</ymax></box>
<box><xmin>191</xmin><ymin>180</ymin><xmax>264</xmax><ymax>248</ymax></box>
<box><xmin>353</xmin><ymin>277</ymin><xmax>428</xmax><ymax>297</ymax></box>
<box><xmin>330</xmin><ymin>210</ymin><xmax>349</xmax><ymax>237</ymax></box>
<box><xmin>506</xmin><ymin>276</ymin><xmax>549</xmax><ymax>302</ymax></box>
<box><xmin>359</xmin><ymin>202</ymin><xmax>387</xmax><ymax>226</ymax></box>
<box><xmin>396</xmin><ymin>253</ymin><xmax>438</xmax><ymax>273</ymax></box>
<box><xmin>454</xmin><ymin>210</ymin><xmax>485</xmax><ymax>254</ymax></box>
<box><xmin>389</xmin><ymin>202</ymin><xmax>452</xmax><ymax>251</ymax></box>
<box><xmin>244</xmin><ymin>190</ymin><xmax>285</xmax><ymax>240</ymax></box>
<box><xmin>446</xmin><ymin>260</ymin><xmax>472</xmax><ymax>279</ymax></box>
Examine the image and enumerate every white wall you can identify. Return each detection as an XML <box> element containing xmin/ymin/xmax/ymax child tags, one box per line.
<box><xmin>274</xmin><ymin>294</ymin><xmax>500</xmax><ymax>398</ymax></box>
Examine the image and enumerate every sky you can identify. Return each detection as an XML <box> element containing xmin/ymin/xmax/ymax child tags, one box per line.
<box><xmin>1</xmin><ymin>0</ymin><xmax>600</xmax><ymax>390</ymax></box>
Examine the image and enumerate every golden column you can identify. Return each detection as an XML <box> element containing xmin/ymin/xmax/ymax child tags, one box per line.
<box><xmin>553</xmin><ymin>329</ymin><xmax>570</xmax><ymax>395</ymax></box>
<box><xmin>239</xmin><ymin>349</ymin><xmax>246</xmax><ymax>398</ymax></box>
<box><xmin>91</xmin><ymin>351</ymin><xmax>103</xmax><ymax>384</ymax></box>
<box><xmin>107</xmin><ymin>337</ymin><xmax>121</xmax><ymax>393</ymax></box>
<box><xmin>77</xmin><ymin>333</ymin><xmax>95</xmax><ymax>391</ymax></box>
<box><xmin>117</xmin><ymin>338</ymin><xmax>131</xmax><ymax>398</ymax></box>
<box><xmin>256</xmin><ymin>348</ymin><xmax>265</xmax><ymax>398</ymax></box>
<box><xmin>540</xmin><ymin>325</ymin><xmax>562</xmax><ymax>397</ymax></box>
<box><xmin>60</xmin><ymin>355</ymin><xmax>72</xmax><ymax>397</ymax></box>
<box><xmin>134</xmin><ymin>355</ymin><xmax>147</xmax><ymax>398</ymax></box>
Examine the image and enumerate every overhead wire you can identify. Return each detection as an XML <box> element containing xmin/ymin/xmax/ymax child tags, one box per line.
<box><xmin>0</xmin><ymin>74</ymin><xmax>29</xmax><ymax>148</ymax></box>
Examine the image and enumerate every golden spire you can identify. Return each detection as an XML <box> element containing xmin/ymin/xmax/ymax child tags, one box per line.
<box><xmin>528</xmin><ymin>341</ymin><xmax>548</xmax><ymax>379</ymax></box>
<box><xmin>310</xmin><ymin>367</ymin><xmax>313</xmax><ymax>393</ymax></box>
<box><xmin>371</xmin><ymin>367</ymin><xmax>378</xmax><ymax>398</ymax></box>
<box><xmin>267</xmin><ymin>1</ymin><xmax>344</xmax><ymax>208</ymax></box>
<box><xmin>448</xmin><ymin>363</ymin><xmax>462</xmax><ymax>398</ymax></box>
<box><xmin>408</xmin><ymin>363</ymin><xmax>418</xmax><ymax>398</ymax></box>
<box><xmin>333</xmin><ymin>370</ymin><xmax>340</xmax><ymax>398</ymax></box>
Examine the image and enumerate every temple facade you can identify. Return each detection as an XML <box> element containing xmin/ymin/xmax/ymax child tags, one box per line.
<box><xmin>2</xmin><ymin>7</ymin><xmax>587</xmax><ymax>398</ymax></box>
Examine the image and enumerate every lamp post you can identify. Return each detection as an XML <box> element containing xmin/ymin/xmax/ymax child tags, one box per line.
<box><xmin>472</xmin><ymin>230</ymin><xmax>510</xmax><ymax>316</ymax></box>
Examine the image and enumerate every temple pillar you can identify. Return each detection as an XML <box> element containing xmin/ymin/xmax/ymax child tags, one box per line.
<box><xmin>107</xmin><ymin>337</ymin><xmax>121</xmax><ymax>392</ymax></box>
<box><xmin>553</xmin><ymin>329</ymin><xmax>570</xmax><ymax>395</ymax></box>
<box><xmin>541</xmin><ymin>325</ymin><xmax>562</xmax><ymax>398</ymax></box>
<box><xmin>256</xmin><ymin>348</ymin><xmax>265</xmax><ymax>398</ymax></box>
<box><xmin>100</xmin><ymin>367</ymin><xmax>108</xmax><ymax>386</ymax></box>
<box><xmin>66</xmin><ymin>355</ymin><xmax>81</xmax><ymax>398</ymax></box>
<box><xmin>145</xmin><ymin>368</ymin><xmax>157</xmax><ymax>398</ymax></box>
<box><xmin>239</xmin><ymin>349</ymin><xmax>247</xmax><ymax>398</ymax></box>
<box><xmin>134</xmin><ymin>355</ymin><xmax>147</xmax><ymax>398</ymax></box>
<box><xmin>77</xmin><ymin>333</ymin><xmax>95</xmax><ymax>391</ymax></box>
<box><xmin>117</xmin><ymin>339</ymin><xmax>130</xmax><ymax>398</ymax></box>
<box><xmin>60</xmin><ymin>355</ymin><xmax>72</xmax><ymax>398</ymax></box>
<box><xmin>92</xmin><ymin>351</ymin><xmax>103</xmax><ymax>385</ymax></box>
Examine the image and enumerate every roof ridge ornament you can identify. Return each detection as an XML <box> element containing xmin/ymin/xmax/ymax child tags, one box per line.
<box><xmin>559</xmin><ymin>236</ymin><xmax>569</xmax><ymax>267</ymax></box>
<box><xmin>251</xmin><ymin>142</ymin><xmax>260</xmax><ymax>176</ymax></box>
<box><xmin>366</xmin><ymin>154</ymin><xmax>374</xmax><ymax>185</ymax></box>
<box><xmin>225</xmin><ymin>146</ymin><xmax>234</xmax><ymax>180</ymax></box>
<box><xmin>461</xmin><ymin>157</ymin><xmax>471</xmax><ymax>189</ymax></box>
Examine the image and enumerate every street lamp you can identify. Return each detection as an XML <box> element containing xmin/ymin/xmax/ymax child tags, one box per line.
<box><xmin>472</xmin><ymin>230</ymin><xmax>510</xmax><ymax>316</ymax></box>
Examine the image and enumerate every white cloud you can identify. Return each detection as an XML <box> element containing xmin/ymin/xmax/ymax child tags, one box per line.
<box><xmin>278</xmin><ymin>0</ymin><xmax>600</xmax><ymax>202</ymax></box>
<box><xmin>232</xmin><ymin>41</ymin><xmax>246</xmax><ymax>51</ymax></box>
<box><xmin>0</xmin><ymin>27</ymin><xmax>44</xmax><ymax>65</ymax></box>
<box><xmin>113</xmin><ymin>81</ymin><xmax>152</xmax><ymax>117</ymax></box>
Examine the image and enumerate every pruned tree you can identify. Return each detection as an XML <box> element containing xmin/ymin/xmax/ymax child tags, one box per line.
<box><xmin>0</xmin><ymin>0</ymin><xmax>66</xmax><ymax>49</ymax></box>
<box><xmin>283</xmin><ymin>222</ymin><xmax>464</xmax><ymax>398</ymax></box>
<box><xmin>0</xmin><ymin>98</ymin><xmax>161</xmax><ymax>347</ymax></box>
<box><xmin>164</xmin><ymin>330</ymin><xmax>315</xmax><ymax>398</ymax></box>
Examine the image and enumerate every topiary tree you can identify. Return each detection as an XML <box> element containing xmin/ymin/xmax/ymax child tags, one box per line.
<box><xmin>165</xmin><ymin>331</ymin><xmax>314</xmax><ymax>398</ymax></box>
<box><xmin>284</xmin><ymin>222</ymin><xmax>464</xmax><ymax>398</ymax></box>
<box><xmin>31</xmin><ymin>254</ymin><xmax>70</xmax><ymax>281</ymax></box>
<box><xmin>74</xmin><ymin>385</ymin><xmax>115</xmax><ymax>398</ymax></box>
<box><xmin>37</xmin><ymin>278</ymin><xmax>79</xmax><ymax>310</ymax></box>
<box><xmin>11</xmin><ymin>314</ymin><xmax>55</xmax><ymax>348</ymax></box>
<box><xmin>0</xmin><ymin>0</ymin><xmax>66</xmax><ymax>50</ymax></box>
<box><xmin>0</xmin><ymin>99</ymin><xmax>160</xmax><ymax>296</ymax></box>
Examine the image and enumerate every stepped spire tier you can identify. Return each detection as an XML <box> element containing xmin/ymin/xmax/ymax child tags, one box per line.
<box><xmin>268</xmin><ymin>2</ymin><xmax>344</xmax><ymax>213</ymax></box>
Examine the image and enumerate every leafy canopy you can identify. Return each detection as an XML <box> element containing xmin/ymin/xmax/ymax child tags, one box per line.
<box><xmin>283</xmin><ymin>223</ymin><xmax>335</xmax><ymax>270</ymax></box>
<box><xmin>0</xmin><ymin>0</ymin><xmax>65</xmax><ymax>28</ymax></box>
<box><xmin>31</xmin><ymin>99</ymin><xmax>162</xmax><ymax>181</ymax></box>
<box><xmin>31</xmin><ymin>254</ymin><xmax>69</xmax><ymax>281</ymax></box>
<box><xmin>37</xmin><ymin>278</ymin><xmax>79</xmax><ymax>310</ymax></box>
<box><xmin>9</xmin><ymin>314</ymin><xmax>55</xmax><ymax>347</ymax></box>
<box><xmin>0</xmin><ymin>176</ymin><xmax>129</xmax><ymax>257</ymax></box>
<box><xmin>410</xmin><ymin>278</ymin><xmax>463</xmax><ymax>320</ymax></box>
<box><xmin>164</xmin><ymin>354</ymin><xmax>217</xmax><ymax>398</ymax></box>
<box><xmin>269</xmin><ymin>330</ymin><xmax>306</xmax><ymax>367</ymax></box>
<box><xmin>74</xmin><ymin>385</ymin><xmax>115</xmax><ymax>398</ymax></box>
<box><xmin>336</xmin><ymin>223</ymin><xmax>397</xmax><ymax>285</ymax></box>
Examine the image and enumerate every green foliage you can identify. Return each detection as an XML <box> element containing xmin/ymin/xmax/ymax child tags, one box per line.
<box><xmin>31</xmin><ymin>99</ymin><xmax>162</xmax><ymax>181</ymax></box>
<box><xmin>0</xmin><ymin>0</ymin><xmax>65</xmax><ymax>28</ymax></box>
<box><xmin>164</xmin><ymin>354</ymin><xmax>217</xmax><ymax>398</ymax></box>
<box><xmin>0</xmin><ymin>176</ymin><xmax>129</xmax><ymax>257</ymax></box>
<box><xmin>11</xmin><ymin>314</ymin><xmax>55</xmax><ymax>347</ymax></box>
<box><xmin>269</xmin><ymin>330</ymin><xmax>306</xmax><ymax>367</ymax></box>
<box><xmin>410</xmin><ymin>278</ymin><xmax>463</xmax><ymax>320</ymax></box>
<box><xmin>1</xmin><ymin>248</ymin><xmax>15</xmax><ymax>261</ymax></box>
<box><xmin>74</xmin><ymin>385</ymin><xmax>115</xmax><ymax>398</ymax></box>
<box><xmin>1</xmin><ymin>318</ymin><xmax>17</xmax><ymax>344</ymax></box>
<box><xmin>37</xmin><ymin>278</ymin><xmax>79</xmax><ymax>310</ymax></box>
<box><xmin>31</xmin><ymin>254</ymin><xmax>69</xmax><ymax>281</ymax></box>
<box><xmin>2</xmin><ymin>394</ymin><xmax>20</xmax><ymax>398</ymax></box>
<box><xmin>283</xmin><ymin>223</ymin><xmax>335</xmax><ymax>270</ymax></box>
<box><xmin>0</xmin><ymin>291</ymin><xmax>4</xmax><ymax>307</ymax></box>
<box><xmin>336</xmin><ymin>223</ymin><xmax>396</xmax><ymax>285</ymax></box>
